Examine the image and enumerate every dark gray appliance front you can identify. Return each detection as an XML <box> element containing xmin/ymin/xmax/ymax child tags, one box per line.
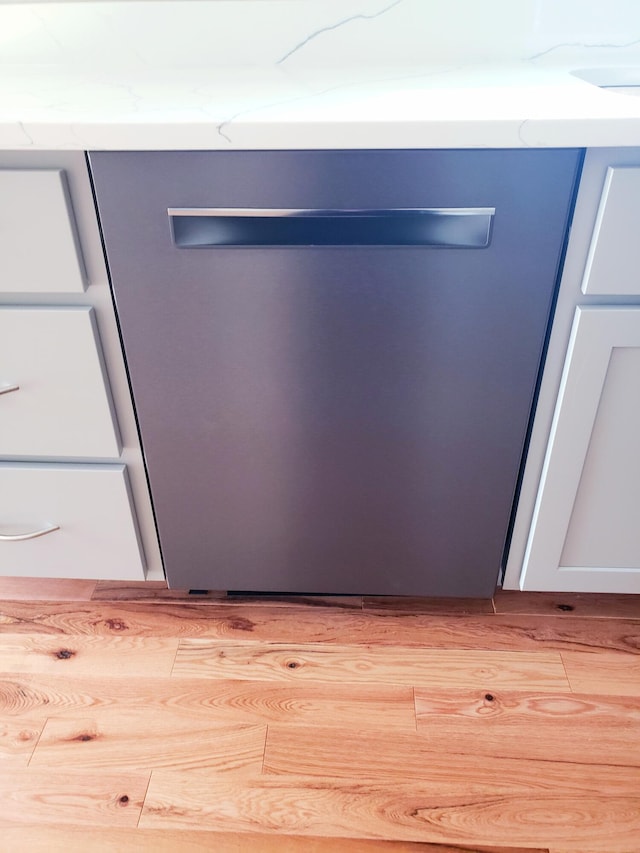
<box><xmin>89</xmin><ymin>149</ymin><xmax>580</xmax><ymax>596</ymax></box>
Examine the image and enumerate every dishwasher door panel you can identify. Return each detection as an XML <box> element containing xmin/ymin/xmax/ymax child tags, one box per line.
<box><xmin>89</xmin><ymin>150</ymin><xmax>581</xmax><ymax>595</ymax></box>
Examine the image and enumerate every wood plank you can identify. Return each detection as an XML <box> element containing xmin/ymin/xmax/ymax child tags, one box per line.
<box><xmin>0</xmin><ymin>826</ymin><xmax>548</xmax><ymax>853</ymax></box>
<box><xmin>91</xmin><ymin>581</ymin><xmax>226</xmax><ymax>603</ymax></box>
<box><xmin>363</xmin><ymin>597</ymin><xmax>494</xmax><ymax>615</ymax></box>
<box><xmin>412</xmin><ymin>688</ymin><xmax>640</xmax><ymax>765</ymax></box>
<box><xmin>494</xmin><ymin>590</ymin><xmax>640</xmax><ymax>619</ymax></box>
<box><xmin>140</xmin><ymin>772</ymin><xmax>640</xmax><ymax>849</ymax></box>
<box><xmin>0</xmin><ymin>770</ymin><xmax>148</xmax><ymax>827</ymax></box>
<box><xmin>561</xmin><ymin>651</ymin><xmax>640</xmax><ymax>696</ymax></box>
<box><xmin>0</xmin><ymin>576</ymin><xmax>97</xmax><ymax>602</ymax></box>
<box><xmin>93</xmin><ymin>580</ymin><xmax>172</xmax><ymax>596</ymax></box>
<box><xmin>263</xmin><ymin>725</ymin><xmax>640</xmax><ymax>794</ymax></box>
<box><xmin>0</xmin><ymin>673</ymin><xmax>416</xmax><ymax>731</ymax></box>
<box><xmin>0</xmin><ymin>716</ymin><xmax>44</xmax><ymax>768</ymax></box>
<box><xmin>0</xmin><ymin>634</ymin><xmax>178</xmax><ymax>676</ymax></box>
<box><xmin>92</xmin><ymin>581</ymin><xmax>363</xmax><ymax>609</ymax></box>
<box><xmin>174</xmin><ymin>641</ymin><xmax>571</xmax><ymax>691</ymax></box>
<box><xmin>30</xmin><ymin>714</ymin><xmax>266</xmax><ymax>774</ymax></box>
<box><xmin>2</xmin><ymin>602</ymin><xmax>639</xmax><ymax>655</ymax></box>
<box><xmin>549</xmin><ymin>849</ymin><xmax>632</xmax><ymax>853</ymax></box>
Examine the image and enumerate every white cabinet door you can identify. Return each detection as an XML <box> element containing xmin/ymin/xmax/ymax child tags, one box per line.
<box><xmin>0</xmin><ymin>463</ymin><xmax>145</xmax><ymax>579</ymax></box>
<box><xmin>0</xmin><ymin>170</ymin><xmax>86</xmax><ymax>293</ymax></box>
<box><xmin>521</xmin><ymin>307</ymin><xmax>640</xmax><ymax>592</ymax></box>
<box><xmin>582</xmin><ymin>166</ymin><xmax>640</xmax><ymax>297</ymax></box>
<box><xmin>0</xmin><ymin>306</ymin><xmax>121</xmax><ymax>458</ymax></box>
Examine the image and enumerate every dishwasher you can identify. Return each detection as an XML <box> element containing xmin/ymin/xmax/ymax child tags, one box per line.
<box><xmin>89</xmin><ymin>149</ymin><xmax>581</xmax><ymax>596</ymax></box>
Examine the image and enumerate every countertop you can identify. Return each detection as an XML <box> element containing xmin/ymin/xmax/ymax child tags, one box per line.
<box><xmin>2</xmin><ymin>1</ymin><xmax>640</xmax><ymax>151</ymax></box>
<box><xmin>2</xmin><ymin>62</ymin><xmax>640</xmax><ymax>151</ymax></box>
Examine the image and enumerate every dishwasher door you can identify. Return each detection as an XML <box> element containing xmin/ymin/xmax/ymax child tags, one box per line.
<box><xmin>89</xmin><ymin>149</ymin><xmax>580</xmax><ymax>596</ymax></box>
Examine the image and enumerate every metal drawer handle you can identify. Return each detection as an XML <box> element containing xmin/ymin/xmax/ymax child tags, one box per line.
<box><xmin>0</xmin><ymin>383</ymin><xmax>19</xmax><ymax>396</ymax></box>
<box><xmin>168</xmin><ymin>207</ymin><xmax>495</xmax><ymax>248</ymax></box>
<box><xmin>0</xmin><ymin>523</ymin><xmax>60</xmax><ymax>542</ymax></box>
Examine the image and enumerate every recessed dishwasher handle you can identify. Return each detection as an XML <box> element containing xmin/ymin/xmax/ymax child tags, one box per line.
<box><xmin>168</xmin><ymin>207</ymin><xmax>495</xmax><ymax>248</ymax></box>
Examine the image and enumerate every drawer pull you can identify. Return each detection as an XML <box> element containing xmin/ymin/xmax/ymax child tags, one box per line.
<box><xmin>0</xmin><ymin>523</ymin><xmax>60</xmax><ymax>542</ymax></box>
<box><xmin>0</xmin><ymin>383</ymin><xmax>19</xmax><ymax>396</ymax></box>
<box><xmin>168</xmin><ymin>207</ymin><xmax>495</xmax><ymax>248</ymax></box>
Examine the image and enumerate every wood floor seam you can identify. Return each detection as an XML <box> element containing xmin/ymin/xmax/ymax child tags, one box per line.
<box><xmin>261</xmin><ymin>724</ymin><xmax>269</xmax><ymax>774</ymax></box>
<box><xmin>558</xmin><ymin>650</ymin><xmax>573</xmax><ymax>692</ymax></box>
<box><xmin>168</xmin><ymin>638</ymin><xmax>180</xmax><ymax>678</ymax></box>
<box><xmin>137</xmin><ymin>771</ymin><xmax>153</xmax><ymax>830</ymax></box>
<box><xmin>24</xmin><ymin>716</ymin><xmax>48</xmax><ymax>768</ymax></box>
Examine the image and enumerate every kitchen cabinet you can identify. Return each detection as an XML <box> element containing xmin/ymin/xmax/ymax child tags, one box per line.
<box><xmin>0</xmin><ymin>153</ymin><xmax>162</xmax><ymax>580</ymax></box>
<box><xmin>3</xmin><ymin>145</ymin><xmax>638</xmax><ymax>593</ymax></box>
<box><xmin>581</xmin><ymin>167</ymin><xmax>640</xmax><ymax>297</ymax></box>
<box><xmin>506</xmin><ymin>152</ymin><xmax>640</xmax><ymax>593</ymax></box>
<box><xmin>0</xmin><ymin>306</ymin><xmax>120</xmax><ymax>458</ymax></box>
<box><xmin>0</xmin><ymin>463</ymin><xmax>144</xmax><ymax>580</ymax></box>
<box><xmin>0</xmin><ymin>169</ymin><xmax>86</xmax><ymax>293</ymax></box>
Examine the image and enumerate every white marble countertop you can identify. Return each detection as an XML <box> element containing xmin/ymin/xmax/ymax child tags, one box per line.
<box><xmin>3</xmin><ymin>62</ymin><xmax>640</xmax><ymax>151</ymax></box>
<box><xmin>2</xmin><ymin>1</ymin><xmax>640</xmax><ymax>151</ymax></box>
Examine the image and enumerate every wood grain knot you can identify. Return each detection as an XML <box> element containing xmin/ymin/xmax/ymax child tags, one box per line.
<box><xmin>103</xmin><ymin>618</ymin><xmax>129</xmax><ymax>632</ymax></box>
<box><xmin>287</xmin><ymin>661</ymin><xmax>300</xmax><ymax>669</ymax></box>
<box><xmin>484</xmin><ymin>693</ymin><xmax>495</xmax><ymax>702</ymax></box>
<box><xmin>73</xmin><ymin>733</ymin><xmax>95</xmax><ymax>742</ymax></box>
<box><xmin>54</xmin><ymin>649</ymin><xmax>75</xmax><ymax>660</ymax></box>
<box><xmin>556</xmin><ymin>603</ymin><xmax>575</xmax><ymax>612</ymax></box>
<box><xmin>227</xmin><ymin>618</ymin><xmax>255</xmax><ymax>632</ymax></box>
<box><xmin>118</xmin><ymin>795</ymin><xmax>129</xmax><ymax>805</ymax></box>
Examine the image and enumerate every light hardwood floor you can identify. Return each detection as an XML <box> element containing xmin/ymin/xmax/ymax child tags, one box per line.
<box><xmin>0</xmin><ymin>578</ymin><xmax>639</xmax><ymax>852</ymax></box>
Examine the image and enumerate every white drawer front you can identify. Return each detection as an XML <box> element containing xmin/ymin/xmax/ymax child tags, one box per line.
<box><xmin>0</xmin><ymin>170</ymin><xmax>86</xmax><ymax>293</ymax></box>
<box><xmin>582</xmin><ymin>166</ymin><xmax>640</xmax><ymax>296</ymax></box>
<box><xmin>0</xmin><ymin>463</ymin><xmax>145</xmax><ymax>579</ymax></box>
<box><xmin>0</xmin><ymin>306</ymin><xmax>121</xmax><ymax>458</ymax></box>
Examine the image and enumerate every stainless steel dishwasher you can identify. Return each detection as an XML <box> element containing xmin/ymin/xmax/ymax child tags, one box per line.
<box><xmin>89</xmin><ymin>149</ymin><xmax>581</xmax><ymax>595</ymax></box>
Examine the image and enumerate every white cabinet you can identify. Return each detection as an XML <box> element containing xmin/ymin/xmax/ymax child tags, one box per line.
<box><xmin>582</xmin><ymin>167</ymin><xmax>640</xmax><ymax>297</ymax></box>
<box><xmin>520</xmin><ymin>307</ymin><xmax>640</xmax><ymax>592</ymax></box>
<box><xmin>0</xmin><ymin>170</ymin><xmax>86</xmax><ymax>293</ymax></box>
<box><xmin>0</xmin><ymin>463</ymin><xmax>144</xmax><ymax>580</ymax></box>
<box><xmin>0</xmin><ymin>307</ymin><xmax>120</xmax><ymax>458</ymax></box>
<box><xmin>507</xmin><ymin>150</ymin><xmax>640</xmax><ymax>594</ymax></box>
<box><xmin>0</xmin><ymin>154</ymin><xmax>162</xmax><ymax>581</ymax></box>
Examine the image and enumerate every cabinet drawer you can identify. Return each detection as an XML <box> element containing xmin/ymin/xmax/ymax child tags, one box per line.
<box><xmin>0</xmin><ymin>170</ymin><xmax>86</xmax><ymax>293</ymax></box>
<box><xmin>582</xmin><ymin>166</ymin><xmax>640</xmax><ymax>296</ymax></box>
<box><xmin>0</xmin><ymin>463</ymin><xmax>145</xmax><ymax>579</ymax></box>
<box><xmin>0</xmin><ymin>307</ymin><xmax>121</xmax><ymax>458</ymax></box>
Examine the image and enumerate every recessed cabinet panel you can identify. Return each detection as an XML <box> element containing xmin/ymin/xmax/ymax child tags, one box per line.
<box><xmin>0</xmin><ymin>463</ymin><xmax>145</xmax><ymax>579</ymax></box>
<box><xmin>0</xmin><ymin>307</ymin><xmax>121</xmax><ymax>458</ymax></box>
<box><xmin>521</xmin><ymin>307</ymin><xmax>640</xmax><ymax>592</ymax></box>
<box><xmin>0</xmin><ymin>170</ymin><xmax>86</xmax><ymax>293</ymax></box>
<box><xmin>560</xmin><ymin>346</ymin><xmax>640</xmax><ymax>569</ymax></box>
<box><xmin>582</xmin><ymin>166</ymin><xmax>640</xmax><ymax>296</ymax></box>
